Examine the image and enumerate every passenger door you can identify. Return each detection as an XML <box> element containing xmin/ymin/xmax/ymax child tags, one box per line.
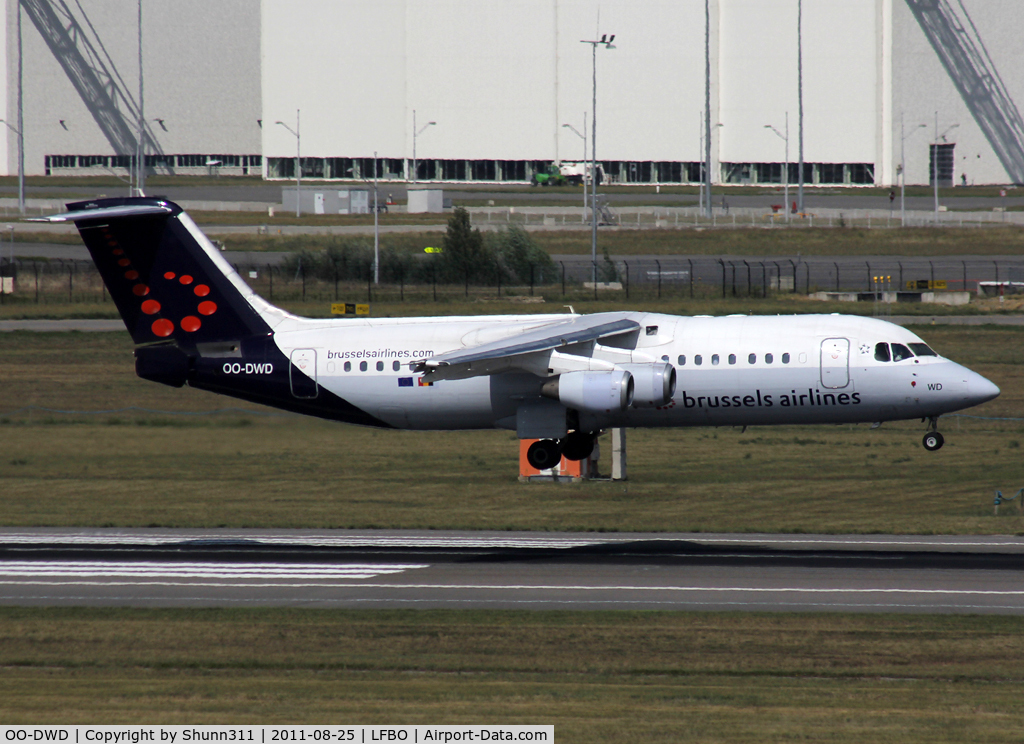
<box><xmin>820</xmin><ymin>338</ymin><xmax>850</xmax><ymax>389</ymax></box>
<box><xmin>289</xmin><ymin>348</ymin><xmax>319</xmax><ymax>398</ymax></box>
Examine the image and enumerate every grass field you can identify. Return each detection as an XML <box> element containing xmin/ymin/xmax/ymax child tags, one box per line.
<box><xmin>1</xmin><ymin>327</ymin><xmax>1021</xmax><ymax>533</ymax></box>
<box><xmin>1</xmin><ymin>325</ymin><xmax>1023</xmax><ymax>732</ymax></box>
<box><xmin>1</xmin><ymin>608</ymin><xmax>1024</xmax><ymax>741</ymax></box>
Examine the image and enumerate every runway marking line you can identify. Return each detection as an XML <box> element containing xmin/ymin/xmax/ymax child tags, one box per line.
<box><xmin>2</xmin><ymin>580</ymin><xmax>1024</xmax><ymax>596</ymax></box>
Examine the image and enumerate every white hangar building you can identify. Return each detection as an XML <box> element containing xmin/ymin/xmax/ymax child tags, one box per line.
<box><xmin>4</xmin><ymin>0</ymin><xmax>1024</xmax><ymax>187</ymax></box>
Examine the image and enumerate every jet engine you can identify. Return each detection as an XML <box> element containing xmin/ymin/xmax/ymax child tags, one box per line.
<box><xmin>541</xmin><ymin>370</ymin><xmax>634</xmax><ymax>413</ymax></box>
<box><xmin>620</xmin><ymin>363</ymin><xmax>677</xmax><ymax>407</ymax></box>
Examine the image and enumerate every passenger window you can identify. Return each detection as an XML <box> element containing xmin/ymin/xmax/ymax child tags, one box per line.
<box><xmin>712</xmin><ymin>354</ymin><xmax>720</xmax><ymax>365</ymax></box>
<box><xmin>359</xmin><ymin>361</ymin><xmax>367</xmax><ymax>372</ymax></box>
<box><xmin>694</xmin><ymin>355</ymin><xmax>703</xmax><ymax>366</ymax></box>
<box><xmin>891</xmin><ymin>343</ymin><xmax>914</xmax><ymax>362</ymax></box>
<box><xmin>782</xmin><ymin>353</ymin><xmax>790</xmax><ymax>364</ymax></box>
<box><xmin>677</xmin><ymin>355</ymin><xmax>686</xmax><ymax>366</ymax></box>
<box><xmin>393</xmin><ymin>360</ymin><xmax>401</xmax><ymax>371</ymax></box>
<box><xmin>748</xmin><ymin>353</ymin><xmax>756</xmax><ymax>364</ymax></box>
<box><xmin>376</xmin><ymin>361</ymin><xmax>384</xmax><ymax>371</ymax></box>
<box><xmin>874</xmin><ymin>343</ymin><xmax>891</xmax><ymax>362</ymax></box>
<box><xmin>728</xmin><ymin>354</ymin><xmax>736</xmax><ymax>365</ymax></box>
<box><xmin>765</xmin><ymin>353</ymin><xmax>773</xmax><ymax>364</ymax></box>
<box><xmin>344</xmin><ymin>361</ymin><xmax>351</xmax><ymax>372</ymax></box>
<box><xmin>909</xmin><ymin>343</ymin><xmax>938</xmax><ymax>357</ymax></box>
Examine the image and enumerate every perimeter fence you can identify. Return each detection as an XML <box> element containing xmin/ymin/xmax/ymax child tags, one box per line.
<box><xmin>2</xmin><ymin>255</ymin><xmax>1023</xmax><ymax>306</ymax></box>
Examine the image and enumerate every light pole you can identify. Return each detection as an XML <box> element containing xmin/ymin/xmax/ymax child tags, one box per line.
<box><xmin>932</xmin><ymin>111</ymin><xmax>959</xmax><ymax>220</ymax></box>
<box><xmin>562</xmin><ymin>115</ymin><xmax>587</xmax><ymax>211</ymax></box>
<box><xmin>0</xmin><ymin>120</ymin><xmax>23</xmax><ymax>216</ymax></box>
<box><xmin>764</xmin><ymin>112</ymin><xmax>789</xmax><ymax>222</ymax></box>
<box><xmin>581</xmin><ymin>33</ymin><xmax>615</xmax><ymax>284</ymax></box>
<box><xmin>275</xmin><ymin>110</ymin><xmax>301</xmax><ymax>217</ymax></box>
<box><xmin>136</xmin><ymin>0</ymin><xmax>145</xmax><ymax>196</ymax></box>
<box><xmin>373</xmin><ymin>151</ymin><xmax>379</xmax><ymax>284</ymax></box>
<box><xmin>700</xmin><ymin>114</ymin><xmax>723</xmax><ymax>216</ymax></box>
<box><xmin>900</xmin><ymin>114</ymin><xmax>927</xmax><ymax>227</ymax></box>
<box><xmin>411</xmin><ymin>110</ymin><xmax>436</xmax><ymax>185</ymax></box>
<box><xmin>704</xmin><ymin>0</ymin><xmax>712</xmax><ymax>217</ymax></box>
<box><xmin>797</xmin><ymin>0</ymin><xmax>805</xmax><ymax>214</ymax></box>
<box><xmin>13</xmin><ymin>0</ymin><xmax>23</xmax><ymax>215</ymax></box>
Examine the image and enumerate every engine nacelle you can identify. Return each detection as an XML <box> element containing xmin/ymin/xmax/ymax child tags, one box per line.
<box><xmin>620</xmin><ymin>363</ymin><xmax>676</xmax><ymax>407</ymax></box>
<box><xmin>542</xmin><ymin>370</ymin><xmax>634</xmax><ymax>413</ymax></box>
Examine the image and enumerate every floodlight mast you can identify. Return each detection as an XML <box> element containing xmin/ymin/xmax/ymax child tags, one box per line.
<box><xmin>580</xmin><ymin>33</ymin><xmax>615</xmax><ymax>285</ymax></box>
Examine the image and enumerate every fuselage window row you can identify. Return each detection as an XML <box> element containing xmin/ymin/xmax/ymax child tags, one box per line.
<box><xmin>340</xmin><ymin>359</ymin><xmax>405</xmax><ymax>373</ymax></box>
<box><xmin>677</xmin><ymin>352</ymin><xmax>790</xmax><ymax>367</ymax></box>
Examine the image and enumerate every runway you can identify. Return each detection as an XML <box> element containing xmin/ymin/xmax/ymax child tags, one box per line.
<box><xmin>2</xmin><ymin>529</ymin><xmax>1023</xmax><ymax>614</ymax></box>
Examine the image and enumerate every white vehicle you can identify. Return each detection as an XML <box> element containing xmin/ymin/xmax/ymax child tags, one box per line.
<box><xmin>35</xmin><ymin>198</ymin><xmax>1000</xmax><ymax>469</ymax></box>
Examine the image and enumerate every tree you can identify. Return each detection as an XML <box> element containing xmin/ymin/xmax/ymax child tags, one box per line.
<box><xmin>489</xmin><ymin>225</ymin><xmax>555</xmax><ymax>285</ymax></box>
<box><xmin>440</xmin><ymin>207</ymin><xmax>487</xmax><ymax>282</ymax></box>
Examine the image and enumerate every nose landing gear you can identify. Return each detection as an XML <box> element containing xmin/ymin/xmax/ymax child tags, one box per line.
<box><xmin>922</xmin><ymin>416</ymin><xmax>944</xmax><ymax>451</ymax></box>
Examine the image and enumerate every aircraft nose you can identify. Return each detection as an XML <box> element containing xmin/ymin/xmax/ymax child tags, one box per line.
<box><xmin>966</xmin><ymin>370</ymin><xmax>1000</xmax><ymax>406</ymax></box>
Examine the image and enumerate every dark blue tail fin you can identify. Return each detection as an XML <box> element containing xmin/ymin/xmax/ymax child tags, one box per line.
<box><xmin>33</xmin><ymin>197</ymin><xmax>274</xmax><ymax>346</ymax></box>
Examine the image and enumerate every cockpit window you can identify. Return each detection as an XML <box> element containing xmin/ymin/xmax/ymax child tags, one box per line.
<box><xmin>890</xmin><ymin>343</ymin><xmax>914</xmax><ymax>362</ymax></box>
<box><xmin>874</xmin><ymin>343</ymin><xmax>891</xmax><ymax>362</ymax></box>
<box><xmin>909</xmin><ymin>343</ymin><xmax>938</xmax><ymax>357</ymax></box>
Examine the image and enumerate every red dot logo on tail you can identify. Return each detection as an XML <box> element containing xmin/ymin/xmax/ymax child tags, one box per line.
<box><xmin>151</xmin><ymin>319</ymin><xmax>174</xmax><ymax>337</ymax></box>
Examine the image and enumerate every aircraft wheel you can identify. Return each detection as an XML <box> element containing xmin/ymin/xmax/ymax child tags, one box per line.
<box><xmin>560</xmin><ymin>431</ymin><xmax>596</xmax><ymax>461</ymax></box>
<box><xmin>527</xmin><ymin>439</ymin><xmax>563</xmax><ymax>470</ymax></box>
<box><xmin>922</xmin><ymin>431</ymin><xmax>945</xmax><ymax>452</ymax></box>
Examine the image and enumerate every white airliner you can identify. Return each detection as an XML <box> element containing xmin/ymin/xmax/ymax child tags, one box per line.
<box><xmin>34</xmin><ymin>197</ymin><xmax>1000</xmax><ymax>469</ymax></box>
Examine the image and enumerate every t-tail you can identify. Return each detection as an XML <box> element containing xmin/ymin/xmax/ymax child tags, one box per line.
<box><xmin>30</xmin><ymin>197</ymin><xmax>383</xmax><ymax>426</ymax></box>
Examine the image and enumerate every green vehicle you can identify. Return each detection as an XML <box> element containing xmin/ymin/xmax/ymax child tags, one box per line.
<box><xmin>531</xmin><ymin>164</ymin><xmax>567</xmax><ymax>187</ymax></box>
<box><xmin>531</xmin><ymin>163</ymin><xmax>586</xmax><ymax>186</ymax></box>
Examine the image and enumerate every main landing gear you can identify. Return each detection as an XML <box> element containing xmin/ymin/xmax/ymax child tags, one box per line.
<box><xmin>526</xmin><ymin>432</ymin><xmax>597</xmax><ymax>469</ymax></box>
<box><xmin>922</xmin><ymin>416</ymin><xmax>944</xmax><ymax>452</ymax></box>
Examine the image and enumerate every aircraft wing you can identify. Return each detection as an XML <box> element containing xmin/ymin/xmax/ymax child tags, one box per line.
<box><xmin>413</xmin><ymin>314</ymin><xmax>640</xmax><ymax>381</ymax></box>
